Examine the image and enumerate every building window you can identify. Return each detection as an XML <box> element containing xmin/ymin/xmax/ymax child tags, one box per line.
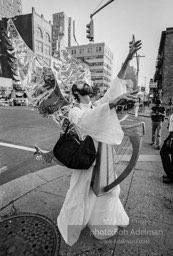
<box><xmin>44</xmin><ymin>45</ymin><xmax>51</xmax><ymax>55</ymax></box>
<box><xmin>79</xmin><ymin>49</ymin><xmax>84</xmax><ymax>54</ymax></box>
<box><xmin>71</xmin><ymin>49</ymin><xmax>76</xmax><ymax>54</ymax></box>
<box><xmin>36</xmin><ymin>40</ymin><xmax>43</xmax><ymax>53</ymax></box>
<box><xmin>44</xmin><ymin>32</ymin><xmax>50</xmax><ymax>42</ymax></box>
<box><xmin>36</xmin><ymin>27</ymin><xmax>43</xmax><ymax>38</ymax></box>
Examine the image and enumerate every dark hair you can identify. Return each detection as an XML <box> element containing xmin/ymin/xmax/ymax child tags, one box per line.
<box><xmin>155</xmin><ymin>99</ymin><xmax>161</xmax><ymax>105</ymax></box>
<box><xmin>72</xmin><ymin>84</ymin><xmax>80</xmax><ymax>102</ymax></box>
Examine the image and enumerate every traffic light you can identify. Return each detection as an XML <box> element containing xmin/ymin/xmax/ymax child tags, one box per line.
<box><xmin>86</xmin><ymin>19</ymin><xmax>94</xmax><ymax>42</ymax></box>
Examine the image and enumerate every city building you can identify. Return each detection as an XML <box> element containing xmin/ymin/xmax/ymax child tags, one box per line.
<box><xmin>154</xmin><ymin>27</ymin><xmax>173</xmax><ymax>104</ymax></box>
<box><xmin>67</xmin><ymin>42</ymin><xmax>113</xmax><ymax>93</ymax></box>
<box><xmin>0</xmin><ymin>0</ymin><xmax>22</xmax><ymax>20</ymax></box>
<box><xmin>0</xmin><ymin>7</ymin><xmax>52</xmax><ymax>104</ymax></box>
<box><xmin>0</xmin><ymin>7</ymin><xmax>52</xmax><ymax>76</ymax></box>
<box><xmin>52</xmin><ymin>12</ymin><xmax>75</xmax><ymax>55</ymax></box>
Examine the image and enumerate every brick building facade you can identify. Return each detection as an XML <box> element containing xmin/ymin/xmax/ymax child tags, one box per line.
<box><xmin>154</xmin><ymin>28</ymin><xmax>173</xmax><ymax>104</ymax></box>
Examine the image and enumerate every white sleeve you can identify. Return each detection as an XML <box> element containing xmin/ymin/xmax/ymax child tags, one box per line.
<box><xmin>95</xmin><ymin>76</ymin><xmax>127</xmax><ymax>106</ymax></box>
<box><xmin>69</xmin><ymin>103</ymin><xmax>124</xmax><ymax>145</ymax></box>
<box><xmin>169</xmin><ymin>114</ymin><xmax>173</xmax><ymax>132</ymax></box>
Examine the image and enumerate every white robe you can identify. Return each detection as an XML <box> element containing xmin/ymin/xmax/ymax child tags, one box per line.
<box><xmin>57</xmin><ymin>77</ymin><xmax>129</xmax><ymax>245</ymax></box>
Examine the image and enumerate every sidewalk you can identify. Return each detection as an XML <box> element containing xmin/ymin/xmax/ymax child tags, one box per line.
<box><xmin>0</xmin><ymin>106</ymin><xmax>173</xmax><ymax>255</ymax></box>
<box><xmin>1</xmin><ymin>158</ymin><xmax>173</xmax><ymax>255</ymax></box>
<box><xmin>128</xmin><ymin>105</ymin><xmax>151</xmax><ymax>118</ymax></box>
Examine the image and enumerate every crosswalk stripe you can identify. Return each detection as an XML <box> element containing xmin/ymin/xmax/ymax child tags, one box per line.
<box><xmin>0</xmin><ymin>142</ymin><xmax>47</xmax><ymax>153</ymax></box>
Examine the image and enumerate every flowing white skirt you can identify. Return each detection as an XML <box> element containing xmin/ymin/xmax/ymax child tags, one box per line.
<box><xmin>57</xmin><ymin>144</ymin><xmax>129</xmax><ymax>246</ymax></box>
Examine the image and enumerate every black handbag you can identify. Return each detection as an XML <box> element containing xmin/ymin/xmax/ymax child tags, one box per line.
<box><xmin>53</xmin><ymin>122</ymin><xmax>96</xmax><ymax>169</ymax></box>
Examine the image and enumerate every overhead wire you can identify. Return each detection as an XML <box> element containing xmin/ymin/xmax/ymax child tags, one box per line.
<box><xmin>91</xmin><ymin>0</ymin><xmax>105</xmax><ymax>16</ymax></box>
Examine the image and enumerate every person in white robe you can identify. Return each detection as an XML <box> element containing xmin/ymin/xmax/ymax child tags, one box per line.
<box><xmin>57</xmin><ymin>40</ymin><xmax>142</xmax><ymax>245</ymax></box>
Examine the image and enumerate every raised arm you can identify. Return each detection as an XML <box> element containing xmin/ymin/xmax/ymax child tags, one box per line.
<box><xmin>109</xmin><ymin>91</ymin><xmax>138</xmax><ymax>109</ymax></box>
<box><xmin>95</xmin><ymin>40</ymin><xmax>142</xmax><ymax>106</ymax></box>
<box><xmin>117</xmin><ymin>40</ymin><xmax>142</xmax><ymax>79</ymax></box>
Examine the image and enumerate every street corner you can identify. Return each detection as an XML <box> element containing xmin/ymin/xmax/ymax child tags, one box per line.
<box><xmin>35</xmin><ymin>164</ymin><xmax>72</xmax><ymax>182</ymax></box>
<box><xmin>36</xmin><ymin>174</ymin><xmax>71</xmax><ymax>198</ymax></box>
<box><xmin>12</xmin><ymin>189</ymin><xmax>65</xmax><ymax>224</ymax></box>
<box><xmin>0</xmin><ymin>172</ymin><xmax>47</xmax><ymax>210</ymax></box>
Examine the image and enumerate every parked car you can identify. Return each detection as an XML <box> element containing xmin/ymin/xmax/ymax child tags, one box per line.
<box><xmin>14</xmin><ymin>98</ymin><xmax>26</xmax><ymax>106</ymax></box>
<box><xmin>0</xmin><ymin>100</ymin><xmax>9</xmax><ymax>107</ymax></box>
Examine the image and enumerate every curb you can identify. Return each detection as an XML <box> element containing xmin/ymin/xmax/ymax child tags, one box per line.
<box><xmin>0</xmin><ymin>155</ymin><xmax>161</xmax><ymax>210</ymax></box>
<box><xmin>0</xmin><ymin>165</ymin><xmax>71</xmax><ymax>211</ymax></box>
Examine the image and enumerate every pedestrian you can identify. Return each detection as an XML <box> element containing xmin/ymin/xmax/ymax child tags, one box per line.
<box><xmin>168</xmin><ymin>98</ymin><xmax>172</xmax><ymax>106</ymax></box>
<box><xmin>134</xmin><ymin>98</ymin><xmax>140</xmax><ymax>117</ymax></box>
<box><xmin>56</xmin><ymin>40</ymin><xmax>141</xmax><ymax>245</ymax></box>
<box><xmin>160</xmin><ymin>108</ymin><xmax>173</xmax><ymax>184</ymax></box>
<box><xmin>36</xmin><ymin>40</ymin><xmax>141</xmax><ymax>245</ymax></box>
<box><xmin>150</xmin><ymin>99</ymin><xmax>165</xmax><ymax>149</ymax></box>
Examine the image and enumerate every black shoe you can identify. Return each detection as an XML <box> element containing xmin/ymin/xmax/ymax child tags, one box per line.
<box><xmin>156</xmin><ymin>146</ymin><xmax>160</xmax><ymax>150</ymax></box>
<box><xmin>150</xmin><ymin>142</ymin><xmax>154</xmax><ymax>146</ymax></box>
<box><xmin>162</xmin><ymin>175</ymin><xmax>167</xmax><ymax>179</ymax></box>
<box><xmin>163</xmin><ymin>178</ymin><xmax>173</xmax><ymax>184</ymax></box>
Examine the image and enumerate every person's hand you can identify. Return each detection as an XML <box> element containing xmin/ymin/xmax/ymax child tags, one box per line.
<box><xmin>109</xmin><ymin>92</ymin><xmax>138</xmax><ymax>109</ymax></box>
<box><xmin>129</xmin><ymin>40</ymin><xmax>142</xmax><ymax>60</ymax></box>
<box><xmin>159</xmin><ymin>113</ymin><xmax>165</xmax><ymax>116</ymax></box>
<box><xmin>34</xmin><ymin>146</ymin><xmax>53</xmax><ymax>163</ymax></box>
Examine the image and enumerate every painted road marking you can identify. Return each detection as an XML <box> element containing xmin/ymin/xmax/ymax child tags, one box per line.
<box><xmin>0</xmin><ymin>166</ymin><xmax>8</xmax><ymax>174</ymax></box>
<box><xmin>0</xmin><ymin>107</ymin><xmax>34</xmax><ymax>111</ymax></box>
<box><xmin>0</xmin><ymin>142</ymin><xmax>48</xmax><ymax>153</ymax></box>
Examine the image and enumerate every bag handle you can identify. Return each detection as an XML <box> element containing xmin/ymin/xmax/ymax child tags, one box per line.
<box><xmin>63</xmin><ymin>103</ymin><xmax>93</xmax><ymax>135</ymax></box>
<box><xmin>64</xmin><ymin>121</ymin><xmax>70</xmax><ymax>134</ymax></box>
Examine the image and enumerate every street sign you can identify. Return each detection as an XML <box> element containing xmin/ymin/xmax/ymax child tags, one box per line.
<box><xmin>149</xmin><ymin>82</ymin><xmax>157</xmax><ymax>88</ymax></box>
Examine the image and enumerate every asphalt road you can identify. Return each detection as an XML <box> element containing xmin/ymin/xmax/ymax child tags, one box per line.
<box><xmin>0</xmin><ymin>106</ymin><xmax>169</xmax><ymax>185</ymax></box>
<box><xmin>0</xmin><ymin>106</ymin><xmax>59</xmax><ymax>185</ymax></box>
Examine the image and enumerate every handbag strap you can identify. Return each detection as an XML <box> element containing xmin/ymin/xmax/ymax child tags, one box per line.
<box><xmin>63</xmin><ymin>103</ymin><xmax>93</xmax><ymax>135</ymax></box>
<box><xmin>64</xmin><ymin>121</ymin><xmax>70</xmax><ymax>134</ymax></box>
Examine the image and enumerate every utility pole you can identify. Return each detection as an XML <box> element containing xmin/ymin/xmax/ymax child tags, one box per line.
<box><xmin>130</xmin><ymin>34</ymin><xmax>145</xmax><ymax>90</ymax></box>
<box><xmin>136</xmin><ymin>54</ymin><xmax>145</xmax><ymax>90</ymax></box>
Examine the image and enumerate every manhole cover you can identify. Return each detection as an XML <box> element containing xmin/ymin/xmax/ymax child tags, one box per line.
<box><xmin>0</xmin><ymin>212</ymin><xmax>61</xmax><ymax>256</ymax></box>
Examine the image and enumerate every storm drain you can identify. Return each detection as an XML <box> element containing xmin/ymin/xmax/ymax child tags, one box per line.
<box><xmin>0</xmin><ymin>212</ymin><xmax>61</xmax><ymax>256</ymax></box>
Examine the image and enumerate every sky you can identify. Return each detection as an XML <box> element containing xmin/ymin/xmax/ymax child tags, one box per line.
<box><xmin>22</xmin><ymin>0</ymin><xmax>173</xmax><ymax>92</ymax></box>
